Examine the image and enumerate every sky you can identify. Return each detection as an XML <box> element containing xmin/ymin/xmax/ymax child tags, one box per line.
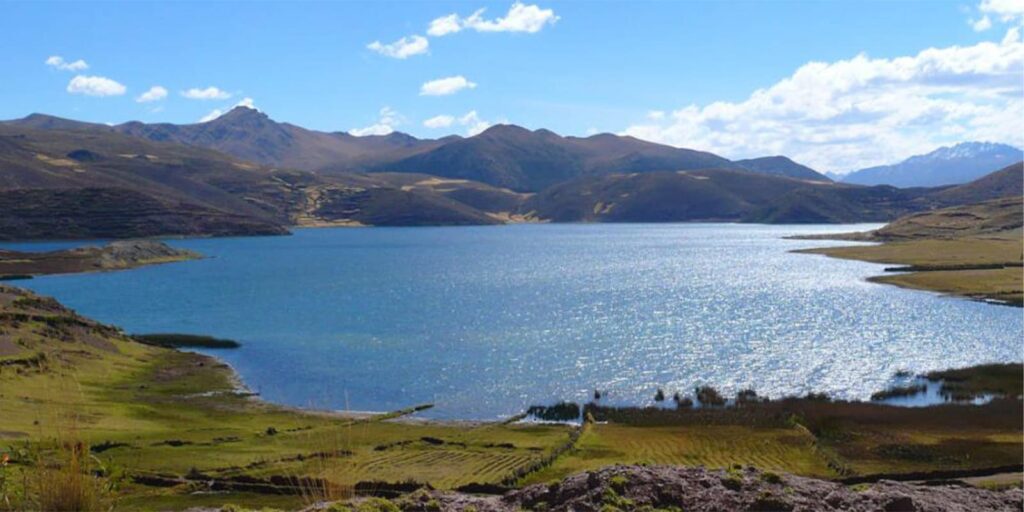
<box><xmin>2</xmin><ymin>0</ymin><xmax>1022</xmax><ymax>173</ymax></box>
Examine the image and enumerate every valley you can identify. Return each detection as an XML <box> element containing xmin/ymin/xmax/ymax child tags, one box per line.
<box><xmin>4</xmin><ymin>109</ymin><xmax>1021</xmax><ymax>241</ymax></box>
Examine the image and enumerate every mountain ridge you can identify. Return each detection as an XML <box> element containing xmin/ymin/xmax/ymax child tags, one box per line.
<box><xmin>841</xmin><ymin>142</ymin><xmax>1022</xmax><ymax>187</ymax></box>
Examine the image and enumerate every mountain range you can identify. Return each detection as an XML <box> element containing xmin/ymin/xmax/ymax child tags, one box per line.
<box><xmin>0</xmin><ymin>108</ymin><xmax>1021</xmax><ymax>239</ymax></box>
<box><xmin>839</xmin><ymin>142</ymin><xmax>1022</xmax><ymax>188</ymax></box>
<box><xmin>5</xmin><ymin>107</ymin><xmax>822</xmax><ymax>191</ymax></box>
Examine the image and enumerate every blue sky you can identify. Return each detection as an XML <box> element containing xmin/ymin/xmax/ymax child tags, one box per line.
<box><xmin>2</xmin><ymin>0</ymin><xmax>1022</xmax><ymax>172</ymax></box>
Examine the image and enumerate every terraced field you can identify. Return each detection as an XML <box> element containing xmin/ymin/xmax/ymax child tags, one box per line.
<box><xmin>522</xmin><ymin>423</ymin><xmax>836</xmax><ymax>485</ymax></box>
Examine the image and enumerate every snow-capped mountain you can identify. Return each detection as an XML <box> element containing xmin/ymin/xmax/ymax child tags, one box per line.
<box><xmin>841</xmin><ymin>142</ymin><xmax>1023</xmax><ymax>187</ymax></box>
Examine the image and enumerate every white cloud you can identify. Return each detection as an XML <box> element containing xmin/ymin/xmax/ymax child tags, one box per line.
<box><xmin>198</xmin><ymin>109</ymin><xmax>224</xmax><ymax>123</ymax></box>
<box><xmin>423</xmin><ymin>114</ymin><xmax>455</xmax><ymax>128</ymax></box>
<box><xmin>198</xmin><ymin>98</ymin><xmax>260</xmax><ymax>123</ymax></box>
<box><xmin>182</xmin><ymin>86</ymin><xmax>232</xmax><ymax>100</ymax></box>
<box><xmin>1004</xmin><ymin>26</ymin><xmax>1021</xmax><ymax>44</ymax></box>
<box><xmin>427</xmin><ymin>2</ymin><xmax>558</xmax><ymax>36</ymax></box>
<box><xmin>427</xmin><ymin>14</ymin><xmax>462</xmax><ymax>36</ymax></box>
<box><xmin>969</xmin><ymin>0</ymin><xmax>1023</xmax><ymax>32</ymax></box>
<box><xmin>367</xmin><ymin>35</ymin><xmax>429</xmax><ymax>59</ymax></box>
<box><xmin>350</xmin><ymin>106</ymin><xmax>403</xmax><ymax>136</ymax></box>
<box><xmin>459</xmin><ymin>111</ymin><xmax>492</xmax><ymax>136</ymax></box>
<box><xmin>980</xmin><ymin>0</ymin><xmax>1024</xmax><ymax>21</ymax></box>
<box><xmin>66</xmin><ymin>75</ymin><xmax>126</xmax><ymax>97</ymax></box>
<box><xmin>234</xmin><ymin>97</ymin><xmax>257</xmax><ymax>110</ymax></box>
<box><xmin>420</xmin><ymin>75</ymin><xmax>477</xmax><ymax>96</ymax></box>
<box><xmin>420</xmin><ymin>110</ymin><xmax>494</xmax><ymax>135</ymax></box>
<box><xmin>647</xmin><ymin>110</ymin><xmax>666</xmax><ymax>121</ymax></box>
<box><xmin>972</xmin><ymin>14</ymin><xmax>993</xmax><ymax>31</ymax></box>
<box><xmin>621</xmin><ymin>31</ymin><xmax>1024</xmax><ymax>173</ymax></box>
<box><xmin>135</xmin><ymin>85</ymin><xmax>168</xmax><ymax>103</ymax></box>
<box><xmin>45</xmin><ymin>55</ymin><xmax>89</xmax><ymax>72</ymax></box>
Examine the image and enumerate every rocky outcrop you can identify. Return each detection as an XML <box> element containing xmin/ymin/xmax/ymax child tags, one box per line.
<box><xmin>317</xmin><ymin>465</ymin><xmax>1023</xmax><ymax>512</ymax></box>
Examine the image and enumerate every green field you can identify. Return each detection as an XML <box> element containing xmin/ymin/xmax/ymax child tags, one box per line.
<box><xmin>800</xmin><ymin>236</ymin><xmax>1023</xmax><ymax>305</ymax></box>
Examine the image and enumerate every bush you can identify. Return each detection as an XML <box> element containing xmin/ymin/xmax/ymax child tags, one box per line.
<box><xmin>654</xmin><ymin>389</ymin><xmax>665</xmax><ymax>402</ymax></box>
<box><xmin>674</xmin><ymin>394</ymin><xmax>693</xmax><ymax>408</ymax></box>
<box><xmin>736</xmin><ymin>389</ymin><xmax>767</xmax><ymax>405</ymax></box>
<box><xmin>527</xmin><ymin>402</ymin><xmax>581</xmax><ymax>421</ymax></box>
<box><xmin>695</xmin><ymin>386</ymin><xmax>725</xmax><ymax>406</ymax></box>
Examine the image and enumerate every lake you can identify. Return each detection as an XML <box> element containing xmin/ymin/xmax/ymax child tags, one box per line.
<box><xmin>4</xmin><ymin>224</ymin><xmax>1022</xmax><ymax>419</ymax></box>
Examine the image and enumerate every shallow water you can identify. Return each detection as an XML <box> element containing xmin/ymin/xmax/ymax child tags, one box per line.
<box><xmin>5</xmin><ymin>223</ymin><xmax>1022</xmax><ymax>419</ymax></box>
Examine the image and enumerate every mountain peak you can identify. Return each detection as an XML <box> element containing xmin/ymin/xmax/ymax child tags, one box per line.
<box><xmin>735</xmin><ymin>155</ymin><xmax>829</xmax><ymax>181</ymax></box>
<box><xmin>842</xmin><ymin>141</ymin><xmax>1023</xmax><ymax>187</ymax></box>
<box><xmin>919</xmin><ymin>141</ymin><xmax>1021</xmax><ymax>162</ymax></box>
<box><xmin>215</xmin><ymin>105</ymin><xmax>269</xmax><ymax>123</ymax></box>
<box><xmin>478</xmin><ymin>124</ymin><xmax>532</xmax><ymax>138</ymax></box>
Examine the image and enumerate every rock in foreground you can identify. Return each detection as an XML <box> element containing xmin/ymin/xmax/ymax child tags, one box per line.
<box><xmin>318</xmin><ymin>465</ymin><xmax>1023</xmax><ymax>512</ymax></box>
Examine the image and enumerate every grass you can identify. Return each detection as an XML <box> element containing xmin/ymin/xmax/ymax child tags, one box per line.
<box><xmin>799</xmin><ymin>235</ymin><xmax>1022</xmax><ymax>305</ymax></box>
<box><xmin>925</xmin><ymin>363</ymin><xmax>1023</xmax><ymax>400</ymax></box>
<box><xmin>521</xmin><ymin>423</ymin><xmax>835</xmax><ymax>485</ymax></box>
<box><xmin>0</xmin><ymin>286</ymin><xmax>571</xmax><ymax>510</ymax></box>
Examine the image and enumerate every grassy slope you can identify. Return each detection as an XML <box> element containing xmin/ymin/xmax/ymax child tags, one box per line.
<box><xmin>798</xmin><ymin>193</ymin><xmax>1023</xmax><ymax>306</ymax></box>
<box><xmin>801</xmin><ymin>236</ymin><xmax>1022</xmax><ymax>305</ymax></box>
<box><xmin>0</xmin><ymin>286</ymin><xmax>570</xmax><ymax>510</ymax></box>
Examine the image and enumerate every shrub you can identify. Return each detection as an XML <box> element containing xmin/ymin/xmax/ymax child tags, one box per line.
<box><xmin>527</xmin><ymin>402</ymin><xmax>581</xmax><ymax>421</ymax></box>
<box><xmin>695</xmin><ymin>386</ymin><xmax>725</xmax><ymax>406</ymax></box>
<box><xmin>721</xmin><ymin>474</ymin><xmax>743</xmax><ymax>491</ymax></box>
<box><xmin>609</xmin><ymin>474</ymin><xmax>629</xmax><ymax>492</ymax></box>
<box><xmin>654</xmin><ymin>389</ymin><xmax>665</xmax><ymax>402</ymax></box>
<box><xmin>870</xmin><ymin>384</ymin><xmax>926</xmax><ymax>401</ymax></box>
<box><xmin>674</xmin><ymin>394</ymin><xmax>693</xmax><ymax>408</ymax></box>
<box><xmin>736</xmin><ymin>389</ymin><xmax>763</xmax><ymax>405</ymax></box>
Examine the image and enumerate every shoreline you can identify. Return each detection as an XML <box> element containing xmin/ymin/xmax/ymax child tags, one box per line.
<box><xmin>1</xmin><ymin>283</ymin><xmax>1020</xmax><ymax>510</ymax></box>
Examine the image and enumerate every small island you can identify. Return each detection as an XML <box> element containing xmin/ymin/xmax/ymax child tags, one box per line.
<box><xmin>0</xmin><ymin>240</ymin><xmax>200</xmax><ymax>279</ymax></box>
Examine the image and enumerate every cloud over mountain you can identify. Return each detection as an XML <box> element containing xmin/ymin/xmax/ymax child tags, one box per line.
<box><xmin>66</xmin><ymin>75</ymin><xmax>125</xmax><ymax>96</ymax></box>
<box><xmin>623</xmin><ymin>28</ymin><xmax>1024</xmax><ymax>173</ymax></box>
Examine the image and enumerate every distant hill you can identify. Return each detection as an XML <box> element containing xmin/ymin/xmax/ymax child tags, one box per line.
<box><xmin>869</xmin><ymin>196</ymin><xmax>1023</xmax><ymax>241</ymax></box>
<box><xmin>4</xmin><ymin>111</ymin><xmax>1021</xmax><ymax>238</ymax></box>
<box><xmin>929</xmin><ymin>161</ymin><xmax>1023</xmax><ymax>205</ymax></box>
<box><xmin>521</xmin><ymin>169</ymin><xmax>933</xmax><ymax>224</ymax></box>
<box><xmin>379</xmin><ymin>125</ymin><xmax>739</xmax><ymax>191</ymax></box>
<box><xmin>520</xmin><ymin>162</ymin><xmax>1023</xmax><ymax>224</ymax></box>
<box><xmin>6</xmin><ymin>111</ymin><xmax>745</xmax><ymax>192</ymax></box>
<box><xmin>0</xmin><ymin>125</ymin><xmax>503</xmax><ymax>239</ymax></box>
<box><xmin>841</xmin><ymin>142</ymin><xmax>1023</xmax><ymax>187</ymax></box>
<box><xmin>735</xmin><ymin>156</ymin><xmax>831</xmax><ymax>181</ymax></box>
<box><xmin>5</xmin><ymin>108</ymin><xmax>446</xmax><ymax>173</ymax></box>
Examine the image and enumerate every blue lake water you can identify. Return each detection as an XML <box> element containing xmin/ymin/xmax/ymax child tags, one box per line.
<box><xmin>4</xmin><ymin>224</ymin><xmax>1022</xmax><ymax>419</ymax></box>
